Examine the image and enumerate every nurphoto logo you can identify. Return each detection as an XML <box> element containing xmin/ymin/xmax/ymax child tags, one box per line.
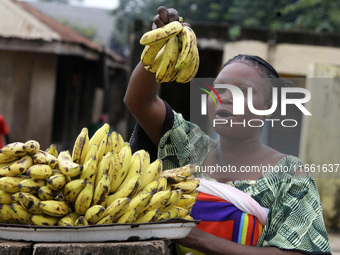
<box><xmin>199</xmin><ymin>83</ymin><xmax>312</xmax><ymax>128</ymax></box>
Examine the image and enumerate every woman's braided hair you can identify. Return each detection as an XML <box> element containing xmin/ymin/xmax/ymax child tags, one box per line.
<box><xmin>222</xmin><ymin>54</ymin><xmax>292</xmax><ymax>104</ymax></box>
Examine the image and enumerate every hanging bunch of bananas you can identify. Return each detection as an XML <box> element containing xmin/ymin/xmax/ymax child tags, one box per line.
<box><xmin>0</xmin><ymin>124</ymin><xmax>199</xmax><ymax>226</ymax></box>
<box><xmin>139</xmin><ymin>17</ymin><xmax>199</xmax><ymax>84</ymax></box>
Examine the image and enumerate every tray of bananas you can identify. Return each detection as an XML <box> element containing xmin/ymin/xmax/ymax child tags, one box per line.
<box><xmin>0</xmin><ymin>124</ymin><xmax>200</xmax><ymax>242</ymax></box>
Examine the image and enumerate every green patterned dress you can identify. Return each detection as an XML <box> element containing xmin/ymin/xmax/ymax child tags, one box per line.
<box><xmin>155</xmin><ymin>111</ymin><xmax>332</xmax><ymax>254</ymax></box>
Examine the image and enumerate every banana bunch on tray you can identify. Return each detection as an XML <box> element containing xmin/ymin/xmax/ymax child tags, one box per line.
<box><xmin>140</xmin><ymin>18</ymin><xmax>199</xmax><ymax>84</ymax></box>
<box><xmin>0</xmin><ymin>124</ymin><xmax>199</xmax><ymax>226</ymax></box>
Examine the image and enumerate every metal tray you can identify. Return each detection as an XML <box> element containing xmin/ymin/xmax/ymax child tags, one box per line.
<box><xmin>0</xmin><ymin>218</ymin><xmax>198</xmax><ymax>243</ymax></box>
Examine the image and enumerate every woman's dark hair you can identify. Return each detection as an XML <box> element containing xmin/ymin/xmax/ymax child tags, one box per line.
<box><xmin>222</xmin><ymin>54</ymin><xmax>292</xmax><ymax>104</ymax></box>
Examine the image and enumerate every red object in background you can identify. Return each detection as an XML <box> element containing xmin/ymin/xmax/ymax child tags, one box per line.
<box><xmin>0</xmin><ymin>115</ymin><xmax>10</xmax><ymax>148</ymax></box>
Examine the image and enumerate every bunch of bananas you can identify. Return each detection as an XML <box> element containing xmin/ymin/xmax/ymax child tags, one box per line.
<box><xmin>140</xmin><ymin>19</ymin><xmax>199</xmax><ymax>84</ymax></box>
<box><xmin>0</xmin><ymin>124</ymin><xmax>199</xmax><ymax>226</ymax></box>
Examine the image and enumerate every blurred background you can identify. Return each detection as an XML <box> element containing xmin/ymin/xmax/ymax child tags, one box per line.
<box><xmin>0</xmin><ymin>0</ymin><xmax>339</xmax><ymax>248</ymax></box>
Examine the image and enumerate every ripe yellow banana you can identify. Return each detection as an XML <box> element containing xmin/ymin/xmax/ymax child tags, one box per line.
<box><xmin>134</xmin><ymin>209</ymin><xmax>160</xmax><ymax>223</ymax></box>
<box><xmin>141</xmin><ymin>40</ymin><xmax>167</xmax><ymax>66</ymax></box>
<box><xmin>116</xmin><ymin>150</ymin><xmax>144</xmax><ymax>192</ymax></box>
<box><xmin>0</xmin><ymin>190</ymin><xmax>13</xmax><ymax>204</ymax></box>
<box><xmin>184</xmin><ymin>215</ymin><xmax>194</xmax><ymax>220</ymax></box>
<box><xmin>156</xmin><ymin>211</ymin><xmax>171</xmax><ymax>222</ymax></box>
<box><xmin>38</xmin><ymin>186</ymin><xmax>56</xmax><ymax>201</ymax></box>
<box><xmin>110</xmin><ymin>131</ymin><xmax>119</xmax><ymax>153</ymax></box>
<box><xmin>58</xmin><ymin>151</ymin><xmax>83</xmax><ymax>177</ymax></box>
<box><xmin>167</xmin><ymin>207</ymin><xmax>180</xmax><ymax>218</ymax></box>
<box><xmin>31</xmin><ymin>214</ymin><xmax>59</xmax><ymax>226</ymax></box>
<box><xmin>96</xmin><ymin>133</ymin><xmax>110</xmax><ymax>162</ymax></box>
<box><xmin>45</xmin><ymin>144</ymin><xmax>58</xmax><ymax>158</ymax></box>
<box><xmin>96</xmin><ymin>215</ymin><xmax>113</xmax><ymax>225</ymax></box>
<box><xmin>156</xmin><ymin>35</ymin><xmax>179</xmax><ymax>84</ymax></box>
<box><xmin>38</xmin><ymin>200</ymin><xmax>69</xmax><ymax>217</ymax></box>
<box><xmin>0</xmin><ymin>153</ymin><xmax>20</xmax><ymax>163</ymax></box>
<box><xmin>162</xmin><ymin>189</ymin><xmax>183</xmax><ymax>212</ymax></box>
<box><xmin>47</xmin><ymin>173</ymin><xmax>66</xmax><ymax>191</ymax></box>
<box><xmin>102</xmin><ymin>197</ymin><xmax>131</xmax><ymax>220</ymax></box>
<box><xmin>176</xmin><ymin>194</ymin><xmax>197</xmax><ymax>210</ymax></box>
<box><xmin>142</xmin><ymin>190</ymin><xmax>172</xmax><ymax>215</ymax></box>
<box><xmin>84</xmin><ymin>144</ymin><xmax>98</xmax><ymax>165</ymax></box>
<box><xmin>10</xmin><ymin>192</ymin><xmax>21</xmax><ymax>203</ymax></box>
<box><xmin>92</xmin><ymin>174</ymin><xmax>110</xmax><ymax>206</ymax></box>
<box><xmin>137</xmin><ymin>179</ymin><xmax>159</xmax><ymax>196</ymax></box>
<box><xmin>170</xmin><ymin>180</ymin><xmax>199</xmax><ymax>193</ymax></box>
<box><xmin>10</xmin><ymin>203</ymin><xmax>33</xmax><ymax>224</ymax></box>
<box><xmin>116</xmin><ymin>208</ymin><xmax>137</xmax><ymax>223</ymax></box>
<box><xmin>24</xmin><ymin>140</ymin><xmax>40</xmax><ymax>155</ymax></box>
<box><xmin>74</xmin><ymin>182</ymin><xmax>93</xmax><ymax>215</ymax></box>
<box><xmin>18</xmin><ymin>192</ymin><xmax>44</xmax><ymax>214</ymax></box>
<box><xmin>75</xmin><ymin>216</ymin><xmax>88</xmax><ymax>226</ymax></box>
<box><xmin>110</xmin><ymin>145</ymin><xmax>132</xmax><ymax>193</ymax></box>
<box><xmin>85</xmin><ymin>205</ymin><xmax>105</xmax><ymax>224</ymax></box>
<box><xmin>0</xmin><ymin>142</ymin><xmax>27</xmax><ymax>157</ymax></box>
<box><xmin>80</xmin><ymin>156</ymin><xmax>98</xmax><ymax>184</ymax></box>
<box><xmin>58</xmin><ymin>212</ymin><xmax>80</xmax><ymax>226</ymax></box>
<box><xmin>139</xmin><ymin>159</ymin><xmax>162</xmax><ymax>192</ymax></box>
<box><xmin>176</xmin><ymin>47</ymin><xmax>199</xmax><ymax>83</ymax></box>
<box><xmin>115</xmin><ymin>192</ymin><xmax>153</xmax><ymax>219</ymax></box>
<box><xmin>117</xmin><ymin>133</ymin><xmax>125</xmax><ymax>152</ymax></box>
<box><xmin>95</xmin><ymin>151</ymin><xmax>114</xmax><ymax>188</ymax></box>
<box><xmin>106</xmin><ymin>173</ymin><xmax>141</xmax><ymax>207</ymax></box>
<box><xmin>18</xmin><ymin>178</ymin><xmax>45</xmax><ymax>194</ymax></box>
<box><xmin>31</xmin><ymin>150</ymin><xmax>47</xmax><ymax>164</ymax></box>
<box><xmin>0</xmin><ymin>155</ymin><xmax>33</xmax><ymax>177</ymax></box>
<box><xmin>26</xmin><ymin>164</ymin><xmax>52</xmax><ymax>179</ymax></box>
<box><xmin>175</xmin><ymin>26</ymin><xmax>197</xmax><ymax>70</ymax></box>
<box><xmin>145</xmin><ymin>45</ymin><xmax>165</xmax><ymax>73</ymax></box>
<box><xmin>175</xmin><ymin>206</ymin><xmax>190</xmax><ymax>218</ymax></box>
<box><xmin>63</xmin><ymin>179</ymin><xmax>86</xmax><ymax>203</ymax></box>
<box><xmin>161</xmin><ymin>164</ymin><xmax>197</xmax><ymax>178</ymax></box>
<box><xmin>88</xmin><ymin>123</ymin><xmax>110</xmax><ymax>149</ymax></box>
<box><xmin>140</xmin><ymin>21</ymin><xmax>183</xmax><ymax>46</ymax></box>
<box><xmin>186</xmin><ymin>191</ymin><xmax>200</xmax><ymax>197</ymax></box>
<box><xmin>72</xmin><ymin>127</ymin><xmax>89</xmax><ymax>165</ymax></box>
<box><xmin>0</xmin><ymin>204</ymin><xmax>15</xmax><ymax>221</ymax></box>
<box><xmin>157</xmin><ymin>177</ymin><xmax>168</xmax><ymax>192</ymax></box>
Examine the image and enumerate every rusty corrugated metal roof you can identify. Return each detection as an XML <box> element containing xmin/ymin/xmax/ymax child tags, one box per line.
<box><xmin>0</xmin><ymin>0</ymin><xmax>60</xmax><ymax>41</ymax></box>
<box><xmin>0</xmin><ymin>0</ymin><xmax>103</xmax><ymax>52</ymax></box>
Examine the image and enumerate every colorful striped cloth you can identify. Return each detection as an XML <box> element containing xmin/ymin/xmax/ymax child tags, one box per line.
<box><xmin>176</xmin><ymin>192</ymin><xmax>264</xmax><ymax>255</ymax></box>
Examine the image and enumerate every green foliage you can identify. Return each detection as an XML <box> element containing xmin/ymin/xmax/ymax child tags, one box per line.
<box><xmin>60</xmin><ymin>20</ymin><xmax>97</xmax><ymax>40</ymax></box>
<box><xmin>111</xmin><ymin>0</ymin><xmax>340</xmax><ymax>50</ymax></box>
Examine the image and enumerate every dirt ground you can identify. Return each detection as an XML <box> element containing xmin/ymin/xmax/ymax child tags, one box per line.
<box><xmin>329</xmin><ymin>233</ymin><xmax>340</xmax><ymax>254</ymax></box>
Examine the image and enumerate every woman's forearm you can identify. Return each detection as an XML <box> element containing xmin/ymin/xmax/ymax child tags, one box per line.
<box><xmin>124</xmin><ymin>62</ymin><xmax>166</xmax><ymax>145</ymax></box>
<box><xmin>177</xmin><ymin>228</ymin><xmax>304</xmax><ymax>255</ymax></box>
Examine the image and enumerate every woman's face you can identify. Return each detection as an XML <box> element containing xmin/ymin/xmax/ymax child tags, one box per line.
<box><xmin>208</xmin><ymin>62</ymin><xmax>271</xmax><ymax>139</ymax></box>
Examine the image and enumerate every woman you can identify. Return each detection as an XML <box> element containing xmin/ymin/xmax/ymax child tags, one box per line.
<box><xmin>124</xmin><ymin>7</ymin><xmax>332</xmax><ymax>255</ymax></box>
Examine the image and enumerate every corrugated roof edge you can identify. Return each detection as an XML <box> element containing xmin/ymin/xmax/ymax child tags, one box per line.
<box><xmin>12</xmin><ymin>0</ymin><xmax>126</xmax><ymax>64</ymax></box>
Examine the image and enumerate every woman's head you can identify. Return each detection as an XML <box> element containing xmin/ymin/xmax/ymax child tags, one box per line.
<box><xmin>208</xmin><ymin>54</ymin><xmax>290</xmax><ymax>139</ymax></box>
